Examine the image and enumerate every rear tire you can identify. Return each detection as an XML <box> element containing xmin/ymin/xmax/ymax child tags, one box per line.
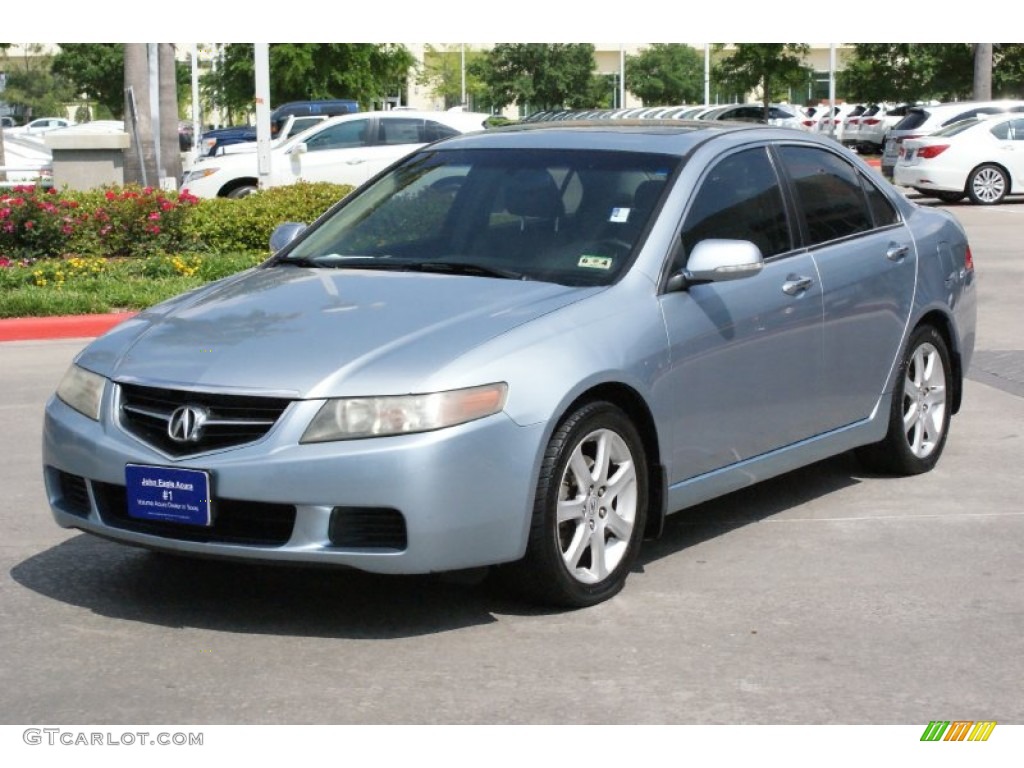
<box><xmin>857</xmin><ymin>326</ymin><xmax>952</xmax><ymax>475</ymax></box>
<box><xmin>967</xmin><ymin>164</ymin><xmax>1008</xmax><ymax>205</ymax></box>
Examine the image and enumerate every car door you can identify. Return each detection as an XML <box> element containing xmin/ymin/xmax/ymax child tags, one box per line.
<box><xmin>658</xmin><ymin>145</ymin><xmax>826</xmax><ymax>483</ymax></box>
<box><xmin>347</xmin><ymin>116</ymin><xmax>439</xmax><ymax>180</ymax></box>
<box><xmin>990</xmin><ymin>117</ymin><xmax>1024</xmax><ymax>189</ymax></box>
<box><xmin>776</xmin><ymin>144</ymin><xmax>916</xmax><ymax>430</ymax></box>
<box><xmin>281</xmin><ymin>117</ymin><xmax>378</xmax><ymax>187</ymax></box>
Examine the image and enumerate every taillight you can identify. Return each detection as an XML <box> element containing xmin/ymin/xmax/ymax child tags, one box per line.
<box><xmin>965</xmin><ymin>245</ymin><xmax>974</xmax><ymax>272</ymax></box>
<box><xmin>917</xmin><ymin>144</ymin><xmax>950</xmax><ymax>159</ymax></box>
<box><xmin>848</xmin><ymin>118</ymin><xmax>860</xmax><ymax>126</ymax></box>
<box><xmin>863</xmin><ymin>118</ymin><xmax>881</xmax><ymax>126</ymax></box>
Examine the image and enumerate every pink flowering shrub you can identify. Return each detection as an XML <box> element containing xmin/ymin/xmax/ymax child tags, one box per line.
<box><xmin>0</xmin><ymin>184</ymin><xmax>199</xmax><ymax>261</ymax></box>
<box><xmin>0</xmin><ymin>186</ymin><xmax>84</xmax><ymax>259</ymax></box>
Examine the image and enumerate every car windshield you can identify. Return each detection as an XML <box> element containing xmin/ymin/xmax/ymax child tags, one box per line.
<box><xmin>279</xmin><ymin>147</ymin><xmax>679</xmax><ymax>287</ymax></box>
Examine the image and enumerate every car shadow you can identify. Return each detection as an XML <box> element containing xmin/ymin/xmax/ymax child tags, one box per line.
<box><xmin>12</xmin><ymin>453</ymin><xmax>873</xmax><ymax>638</ymax></box>
<box><xmin>639</xmin><ymin>452</ymin><xmax>865</xmax><ymax>564</ymax></box>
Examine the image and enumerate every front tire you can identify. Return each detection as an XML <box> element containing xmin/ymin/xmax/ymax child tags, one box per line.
<box><xmin>857</xmin><ymin>326</ymin><xmax>952</xmax><ymax>475</ymax></box>
<box><xmin>507</xmin><ymin>401</ymin><xmax>648</xmax><ymax>608</ymax></box>
<box><xmin>967</xmin><ymin>164</ymin><xmax>1008</xmax><ymax>205</ymax></box>
<box><xmin>225</xmin><ymin>183</ymin><xmax>258</xmax><ymax>199</ymax></box>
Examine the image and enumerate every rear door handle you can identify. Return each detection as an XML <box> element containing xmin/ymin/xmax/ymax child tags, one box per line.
<box><xmin>887</xmin><ymin>243</ymin><xmax>910</xmax><ymax>262</ymax></box>
<box><xmin>782</xmin><ymin>275</ymin><xmax>813</xmax><ymax>295</ymax></box>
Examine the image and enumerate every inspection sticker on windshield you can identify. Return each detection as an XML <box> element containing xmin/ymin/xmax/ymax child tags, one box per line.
<box><xmin>609</xmin><ymin>207</ymin><xmax>631</xmax><ymax>223</ymax></box>
<box><xmin>125</xmin><ymin>464</ymin><xmax>212</xmax><ymax>527</ymax></box>
<box><xmin>578</xmin><ymin>256</ymin><xmax>613</xmax><ymax>270</ymax></box>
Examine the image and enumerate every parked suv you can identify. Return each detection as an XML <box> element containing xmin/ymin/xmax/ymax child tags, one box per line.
<box><xmin>881</xmin><ymin>100</ymin><xmax>1024</xmax><ymax>178</ymax></box>
<box><xmin>199</xmin><ymin>100</ymin><xmax>361</xmax><ymax>156</ymax></box>
<box><xmin>855</xmin><ymin>104</ymin><xmax>910</xmax><ymax>154</ymax></box>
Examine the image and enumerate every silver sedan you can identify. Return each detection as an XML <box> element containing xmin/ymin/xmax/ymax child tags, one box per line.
<box><xmin>43</xmin><ymin>120</ymin><xmax>977</xmax><ymax>607</ymax></box>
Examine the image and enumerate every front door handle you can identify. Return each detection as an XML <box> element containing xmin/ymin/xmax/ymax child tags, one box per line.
<box><xmin>782</xmin><ymin>275</ymin><xmax>813</xmax><ymax>295</ymax></box>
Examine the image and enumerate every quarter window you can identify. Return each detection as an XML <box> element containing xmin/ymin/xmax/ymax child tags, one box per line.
<box><xmin>681</xmin><ymin>147</ymin><xmax>791</xmax><ymax>260</ymax></box>
<box><xmin>990</xmin><ymin>118</ymin><xmax>1024</xmax><ymax>141</ymax></box>
<box><xmin>860</xmin><ymin>174</ymin><xmax>900</xmax><ymax>227</ymax></box>
<box><xmin>779</xmin><ymin>146</ymin><xmax>872</xmax><ymax>245</ymax></box>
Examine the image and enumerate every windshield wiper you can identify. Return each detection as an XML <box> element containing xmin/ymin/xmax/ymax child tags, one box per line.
<box><xmin>409</xmin><ymin>261</ymin><xmax>526</xmax><ymax>280</ymax></box>
<box><xmin>275</xmin><ymin>256</ymin><xmax>525</xmax><ymax>280</ymax></box>
<box><xmin>276</xmin><ymin>254</ymin><xmax>389</xmax><ymax>268</ymax></box>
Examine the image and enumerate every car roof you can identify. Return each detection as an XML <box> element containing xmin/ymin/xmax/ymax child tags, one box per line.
<box><xmin>429</xmin><ymin>119</ymin><xmax>814</xmax><ymax>157</ymax></box>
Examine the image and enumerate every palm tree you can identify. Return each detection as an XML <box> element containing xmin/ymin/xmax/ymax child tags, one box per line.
<box><xmin>158</xmin><ymin>43</ymin><xmax>181</xmax><ymax>183</ymax></box>
<box><xmin>123</xmin><ymin>43</ymin><xmax>156</xmax><ymax>185</ymax></box>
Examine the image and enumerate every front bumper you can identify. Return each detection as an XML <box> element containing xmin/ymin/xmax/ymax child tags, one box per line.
<box><xmin>43</xmin><ymin>391</ymin><xmax>545</xmax><ymax>574</ymax></box>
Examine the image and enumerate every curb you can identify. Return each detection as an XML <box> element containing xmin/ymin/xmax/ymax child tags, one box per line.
<box><xmin>0</xmin><ymin>312</ymin><xmax>136</xmax><ymax>342</ymax></box>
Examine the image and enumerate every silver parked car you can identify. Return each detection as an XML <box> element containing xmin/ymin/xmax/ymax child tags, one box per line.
<box><xmin>44</xmin><ymin>121</ymin><xmax>977</xmax><ymax>607</ymax></box>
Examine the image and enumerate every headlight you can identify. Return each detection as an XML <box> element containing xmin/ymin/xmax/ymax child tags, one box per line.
<box><xmin>301</xmin><ymin>383</ymin><xmax>508</xmax><ymax>443</ymax></box>
<box><xmin>55</xmin><ymin>364</ymin><xmax>106</xmax><ymax>421</ymax></box>
<box><xmin>183</xmin><ymin>166</ymin><xmax>219</xmax><ymax>184</ymax></box>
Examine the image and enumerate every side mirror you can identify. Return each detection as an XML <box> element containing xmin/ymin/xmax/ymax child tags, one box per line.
<box><xmin>269</xmin><ymin>222</ymin><xmax>307</xmax><ymax>253</ymax></box>
<box><xmin>289</xmin><ymin>142</ymin><xmax>308</xmax><ymax>156</ymax></box>
<box><xmin>666</xmin><ymin>239</ymin><xmax>764</xmax><ymax>291</ymax></box>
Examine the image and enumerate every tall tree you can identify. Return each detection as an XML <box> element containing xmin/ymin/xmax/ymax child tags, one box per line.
<box><xmin>52</xmin><ymin>44</ymin><xmax>125</xmax><ymax>118</ymax></box>
<box><xmin>417</xmin><ymin>44</ymin><xmax>486</xmax><ymax>110</ymax></box>
<box><xmin>973</xmin><ymin>43</ymin><xmax>993</xmax><ymax>100</ymax></box>
<box><xmin>626</xmin><ymin>44</ymin><xmax>704</xmax><ymax>106</ymax></box>
<box><xmin>0</xmin><ymin>44</ymin><xmax>75</xmax><ymax>121</ymax></box>
<box><xmin>473</xmin><ymin>44</ymin><xmax>598</xmax><ymax>112</ymax></box>
<box><xmin>714</xmin><ymin>44</ymin><xmax>811</xmax><ymax>119</ymax></box>
<box><xmin>202</xmin><ymin>44</ymin><xmax>416</xmax><ymax>120</ymax></box>
<box><xmin>839</xmin><ymin>44</ymin><xmax>974</xmax><ymax>103</ymax></box>
<box><xmin>123</xmin><ymin>44</ymin><xmax>156</xmax><ymax>185</ymax></box>
<box><xmin>158</xmin><ymin>43</ymin><xmax>181</xmax><ymax>182</ymax></box>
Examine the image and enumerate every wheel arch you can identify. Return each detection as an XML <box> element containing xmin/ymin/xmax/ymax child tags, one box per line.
<box><xmin>559</xmin><ymin>382</ymin><xmax>668</xmax><ymax>540</ymax></box>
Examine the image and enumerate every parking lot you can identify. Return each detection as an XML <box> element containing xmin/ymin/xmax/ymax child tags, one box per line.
<box><xmin>0</xmin><ymin>199</ymin><xmax>1022</xmax><ymax>725</ymax></box>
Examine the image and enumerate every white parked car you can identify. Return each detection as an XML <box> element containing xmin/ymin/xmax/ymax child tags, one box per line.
<box><xmin>13</xmin><ymin>117</ymin><xmax>74</xmax><ymax>135</ymax></box>
<box><xmin>697</xmin><ymin>103</ymin><xmax>803</xmax><ymax>128</ymax></box>
<box><xmin>881</xmin><ymin>99</ymin><xmax>1024</xmax><ymax>178</ymax></box>
<box><xmin>894</xmin><ymin>113</ymin><xmax>1024</xmax><ymax>204</ymax></box>
<box><xmin>182</xmin><ymin>110</ymin><xmax>493</xmax><ymax>198</ymax></box>
<box><xmin>816</xmin><ymin>104</ymin><xmax>859</xmax><ymax>143</ymax></box>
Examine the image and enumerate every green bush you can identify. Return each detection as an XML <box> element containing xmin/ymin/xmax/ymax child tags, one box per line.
<box><xmin>0</xmin><ymin>181</ymin><xmax>351</xmax><ymax>262</ymax></box>
<box><xmin>0</xmin><ymin>180</ymin><xmax>352</xmax><ymax>318</ymax></box>
<box><xmin>182</xmin><ymin>182</ymin><xmax>352</xmax><ymax>254</ymax></box>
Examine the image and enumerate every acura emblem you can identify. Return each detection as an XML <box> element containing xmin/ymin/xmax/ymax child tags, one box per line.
<box><xmin>167</xmin><ymin>405</ymin><xmax>208</xmax><ymax>443</ymax></box>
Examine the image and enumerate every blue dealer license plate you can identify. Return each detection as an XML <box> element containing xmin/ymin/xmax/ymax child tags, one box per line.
<box><xmin>125</xmin><ymin>464</ymin><xmax>212</xmax><ymax>526</ymax></box>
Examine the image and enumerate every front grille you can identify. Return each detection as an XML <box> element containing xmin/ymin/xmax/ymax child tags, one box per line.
<box><xmin>57</xmin><ymin>471</ymin><xmax>91</xmax><ymax>517</ymax></box>
<box><xmin>118</xmin><ymin>382</ymin><xmax>292</xmax><ymax>457</ymax></box>
<box><xmin>93</xmin><ymin>481</ymin><xmax>296</xmax><ymax>546</ymax></box>
<box><xmin>329</xmin><ymin>507</ymin><xmax>407</xmax><ymax>550</ymax></box>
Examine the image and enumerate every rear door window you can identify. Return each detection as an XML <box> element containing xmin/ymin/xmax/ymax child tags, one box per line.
<box><xmin>778</xmin><ymin>145</ymin><xmax>872</xmax><ymax>245</ymax></box>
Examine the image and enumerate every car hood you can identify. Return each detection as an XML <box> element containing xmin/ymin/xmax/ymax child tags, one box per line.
<box><xmin>77</xmin><ymin>266</ymin><xmax>598</xmax><ymax>399</ymax></box>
